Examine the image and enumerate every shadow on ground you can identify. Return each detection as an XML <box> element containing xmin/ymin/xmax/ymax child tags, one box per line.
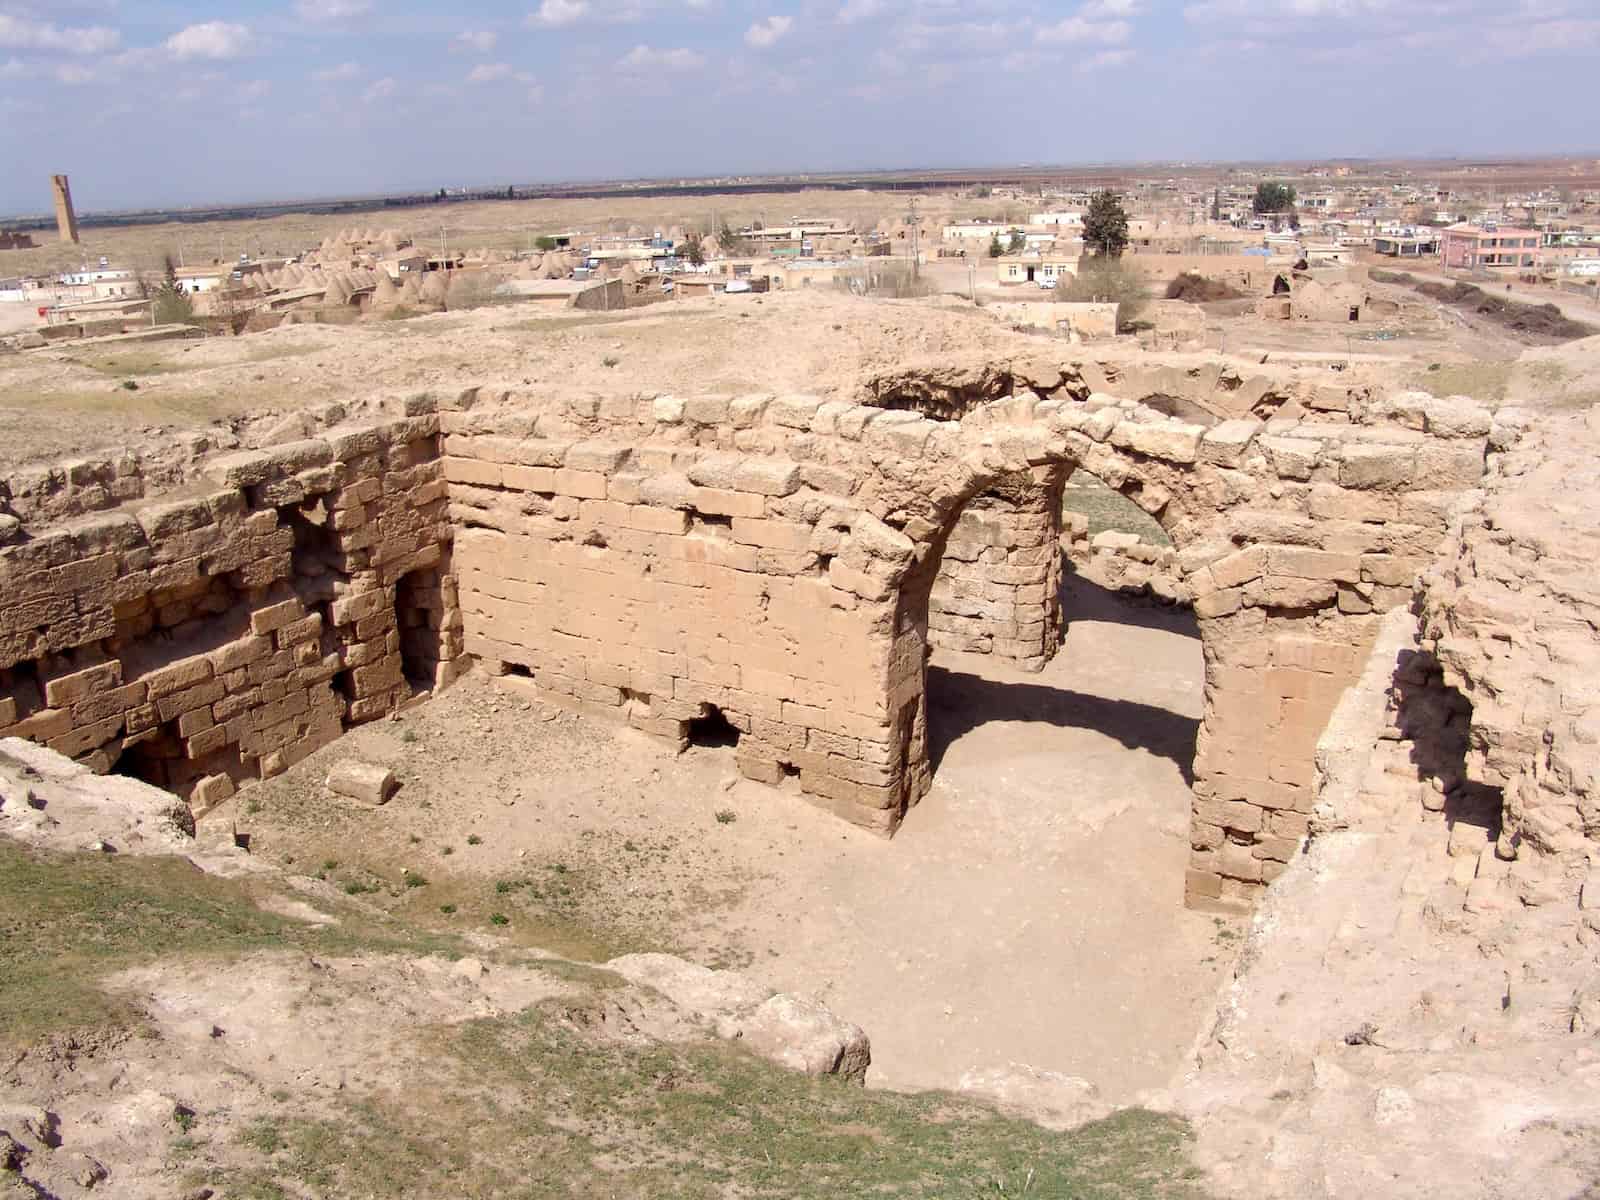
<box><xmin>926</xmin><ymin>572</ymin><xmax>1202</xmax><ymax>783</ymax></box>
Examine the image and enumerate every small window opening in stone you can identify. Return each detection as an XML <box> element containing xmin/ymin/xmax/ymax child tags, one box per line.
<box><xmin>687</xmin><ymin>706</ymin><xmax>741</xmax><ymax>749</ymax></box>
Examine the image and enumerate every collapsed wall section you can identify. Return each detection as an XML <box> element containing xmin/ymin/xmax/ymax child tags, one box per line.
<box><xmin>0</xmin><ymin>410</ymin><xmax>462</xmax><ymax>814</ymax></box>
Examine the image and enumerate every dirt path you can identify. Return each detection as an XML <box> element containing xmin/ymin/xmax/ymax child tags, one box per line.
<box><xmin>731</xmin><ymin>576</ymin><xmax>1222</xmax><ymax>1100</ymax></box>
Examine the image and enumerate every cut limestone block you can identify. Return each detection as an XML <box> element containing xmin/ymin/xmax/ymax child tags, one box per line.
<box><xmin>326</xmin><ymin>760</ymin><xmax>397</xmax><ymax>806</ymax></box>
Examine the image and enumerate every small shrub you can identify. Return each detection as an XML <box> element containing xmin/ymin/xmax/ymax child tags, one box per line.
<box><xmin>402</xmin><ymin>870</ymin><xmax>428</xmax><ymax>888</ymax></box>
<box><xmin>408</xmin><ymin>834</ymin><xmax>422</xmax><ymax>845</ymax></box>
<box><xmin>120</xmin><ymin>379</ymin><xmax>139</xmax><ymax>391</ymax></box>
<box><xmin>439</xmin><ymin>904</ymin><xmax>456</xmax><ymax>915</ymax></box>
<box><xmin>440</xmin><ymin>846</ymin><xmax>454</xmax><ymax>857</ymax></box>
<box><xmin>489</xmin><ymin>912</ymin><xmax>510</xmax><ymax>926</ymax></box>
<box><xmin>601</xmin><ymin>355</ymin><xmax>620</xmax><ymax>368</ymax></box>
<box><xmin>172</xmin><ymin>1105</ymin><xmax>196</xmax><ymax>1133</ymax></box>
<box><xmin>322</xmin><ymin>859</ymin><xmax>339</xmax><ymax>872</ymax></box>
<box><xmin>715</xmin><ymin>809</ymin><xmax>737</xmax><ymax>825</ymax></box>
<box><xmin>343</xmin><ymin>881</ymin><xmax>374</xmax><ymax>895</ymax></box>
<box><xmin>398</xmin><ymin>728</ymin><xmax>418</xmax><ymax>744</ymax></box>
<box><xmin>466</xmin><ymin>834</ymin><xmax>482</xmax><ymax>846</ymax></box>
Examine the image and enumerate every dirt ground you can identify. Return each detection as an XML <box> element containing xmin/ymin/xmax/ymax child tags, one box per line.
<box><xmin>0</xmin><ymin>280</ymin><xmax>1556</xmax><ymax>474</ymax></box>
<box><xmin>211</xmin><ymin>573</ymin><xmax>1227</xmax><ymax>1104</ymax></box>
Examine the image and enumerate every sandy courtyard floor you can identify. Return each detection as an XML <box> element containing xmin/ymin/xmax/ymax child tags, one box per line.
<box><xmin>220</xmin><ymin>574</ymin><xmax>1230</xmax><ymax>1103</ymax></box>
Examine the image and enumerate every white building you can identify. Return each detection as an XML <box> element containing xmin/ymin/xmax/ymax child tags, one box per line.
<box><xmin>1029</xmin><ymin>212</ymin><xmax>1084</xmax><ymax>228</ymax></box>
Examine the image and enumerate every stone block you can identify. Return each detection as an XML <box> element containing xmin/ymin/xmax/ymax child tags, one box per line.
<box><xmin>1338</xmin><ymin>444</ymin><xmax>1415</xmax><ymax>491</ymax></box>
<box><xmin>326</xmin><ymin>760</ymin><xmax>398</xmax><ymax>805</ymax></box>
<box><xmin>43</xmin><ymin>660</ymin><xmax>122</xmax><ymax>708</ymax></box>
<box><xmin>1260</xmin><ymin>436</ymin><xmax>1320</xmax><ymax>481</ymax></box>
<box><xmin>1199</xmin><ymin>419</ymin><xmax>1260</xmax><ymax>467</ymax></box>
<box><xmin>250</xmin><ymin>598</ymin><xmax>305</xmax><ymax>636</ymax></box>
<box><xmin>733</xmin><ymin>459</ymin><xmax>802</xmax><ymax>497</ymax></box>
<box><xmin>1108</xmin><ymin>420</ymin><xmax>1204</xmax><ymax>464</ymax></box>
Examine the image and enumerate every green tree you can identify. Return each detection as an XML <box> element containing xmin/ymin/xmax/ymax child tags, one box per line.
<box><xmin>1056</xmin><ymin>256</ymin><xmax>1149</xmax><ymax>332</ymax></box>
<box><xmin>151</xmin><ymin>281</ymin><xmax>194</xmax><ymax>326</ymax></box>
<box><xmin>680</xmin><ymin>233</ymin><xmax>706</xmax><ymax>267</ymax></box>
<box><xmin>1082</xmin><ymin>190</ymin><xmax>1130</xmax><ymax>257</ymax></box>
<box><xmin>1252</xmin><ymin>182</ymin><xmax>1296</xmax><ymax>215</ymax></box>
<box><xmin>988</xmin><ymin>235</ymin><xmax>1003</xmax><ymax>259</ymax></box>
<box><xmin>535</xmin><ymin>235</ymin><xmax>557</xmax><ymax>251</ymax></box>
<box><xmin>1007</xmin><ymin>230</ymin><xmax>1027</xmax><ymax>254</ymax></box>
<box><xmin>719</xmin><ymin>223</ymin><xmax>750</xmax><ymax>257</ymax></box>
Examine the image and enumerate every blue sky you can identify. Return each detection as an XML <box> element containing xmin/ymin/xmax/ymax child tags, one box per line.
<box><xmin>1</xmin><ymin>0</ymin><xmax>1596</xmax><ymax>214</ymax></box>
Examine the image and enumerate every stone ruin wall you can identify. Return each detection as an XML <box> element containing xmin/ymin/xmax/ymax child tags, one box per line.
<box><xmin>0</xmin><ymin>382</ymin><xmax>1498</xmax><ymax>910</ymax></box>
<box><xmin>0</xmin><ymin>403</ymin><xmax>461</xmax><ymax>815</ymax></box>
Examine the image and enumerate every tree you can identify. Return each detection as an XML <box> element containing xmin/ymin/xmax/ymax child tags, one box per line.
<box><xmin>680</xmin><ymin>233</ymin><xmax>706</xmax><ymax>267</ymax></box>
<box><xmin>535</xmin><ymin>235</ymin><xmax>557</xmax><ymax>251</ymax></box>
<box><xmin>718</xmin><ymin>222</ymin><xmax>750</xmax><ymax>257</ymax></box>
<box><xmin>1083</xmin><ymin>190</ymin><xmax>1130</xmax><ymax>258</ymax></box>
<box><xmin>151</xmin><ymin>280</ymin><xmax>194</xmax><ymax>326</ymax></box>
<box><xmin>1252</xmin><ymin>182</ymin><xmax>1296</xmax><ymax>215</ymax></box>
<box><xmin>1056</xmin><ymin>256</ymin><xmax>1149</xmax><ymax>332</ymax></box>
<box><xmin>988</xmin><ymin>235</ymin><xmax>1003</xmax><ymax>259</ymax></box>
<box><xmin>1006</xmin><ymin>230</ymin><xmax>1027</xmax><ymax>254</ymax></box>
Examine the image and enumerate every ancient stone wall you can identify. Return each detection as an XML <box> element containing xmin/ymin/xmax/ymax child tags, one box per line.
<box><xmin>0</xmin><ymin>383</ymin><xmax>1493</xmax><ymax>909</ymax></box>
<box><xmin>0</xmin><ymin>404</ymin><xmax>461</xmax><ymax>815</ymax></box>
<box><xmin>1420</xmin><ymin>405</ymin><xmax>1600</xmax><ymax>863</ymax></box>
<box><xmin>927</xmin><ymin>470</ymin><xmax>1064</xmax><ymax>670</ymax></box>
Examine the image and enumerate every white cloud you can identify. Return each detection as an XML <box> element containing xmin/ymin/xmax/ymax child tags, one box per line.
<box><xmin>54</xmin><ymin>61</ymin><xmax>94</xmax><ymax>83</ymax></box>
<box><xmin>1181</xmin><ymin>0</ymin><xmax>1595</xmax><ymax>61</ymax></box>
<box><xmin>362</xmin><ymin>75</ymin><xmax>396</xmax><ymax>102</ymax></box>
<box><xmin>293</xmin><ymin>0</ymin><xmax>375</xmax><ymax>23</ymax></box>
<box><xmin>467</xmin><ymin>61</ymin><xmax>537</xmax><ymax>84</ymax></box>
<box><xmin>0</xmin><ymin>13</ymin><xmax>120</xmax><ymax>55</ymax></box>
<box><xmin>528</xmin><ymin>0</ymin><xmax>590</xmax><ymax>26</ymax></box>
<box><xmin>314</xmin><ymin>60</ymin><xmax>362</xmax><ymax>80</ymax></box>
<box><xmin>454</xmin><ymin>29</ymin><xmax>498</xmax><ymax>52</ymax></box>
<box><xmin>745</xmin><ymin>14</ymin><xmax>792</xmax><ymax>47</ymax></box>
<box><xmin>1081</xmin><ymin>0</ymin><xmax>1139</xmax><ymax>14</ymax></box>
<box><xmin>1036</xmin><ymin>14</ymin><xmax>1131</xmax><ymax>42</ymax></box>
<box><xmin>1078</xmin><ymin>47</ymin><xmax>1134</xmax><ymax>69</ymax></box>
<box><xmin>836</xmin><ymin>0</ymin><xmax>882</xmax><ymax>23</ymax></box>
<box><xmin>166</xmin><ymin>21</ymin><xmax>252</xmax><ymax>60</ymax></box>
<box><xmin>618</xmin><ymin>43</ymin><xmax>704</xmax><ymax>69</ymax></box>
<box><xmin>238</xmin><ymin>78</ymin><xmax>272</xmax><ymax>99</ymax></box>
<box><xmin>528</xmin><ymin>0</ymin><xmax>711</xmax><ymax>26</ymax></box>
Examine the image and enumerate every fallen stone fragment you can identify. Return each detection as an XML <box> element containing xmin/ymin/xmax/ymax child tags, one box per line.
<box><xmin>735</xmin><ymin>994</ymin><xmax>872</xmax><ymax>1085</ymax></box>
<box><xmin>956</xmin><ymin>1062</ymin><xmax>1111</xmax><ymax>1130</ymax></box>
<box><xmin>325</xmin><ymin>761</ymin><xmax>397</xmax><ymax>806</ymax></box>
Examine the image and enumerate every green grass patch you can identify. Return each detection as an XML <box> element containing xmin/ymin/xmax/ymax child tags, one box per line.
<box><xmin>214</xmin><ymin>1000</ymin><xmax>1210</xmax><ymax>1198</ymax></box>
<box><xmin>1063</xmin><ymin>470</ymin><xmax>1171</xmax><ymax>546</ymax></box>
<box><xmin>0</xmin><ymin>842</ymin><xmax>458</xmax><ymax>1050</ymax></box>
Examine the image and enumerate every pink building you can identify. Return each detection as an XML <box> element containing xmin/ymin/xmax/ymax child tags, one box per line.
<box><xmin>1440</xmin><ymin>223</ymin><xmax>1540</xmax><ymax>270</ymax></box>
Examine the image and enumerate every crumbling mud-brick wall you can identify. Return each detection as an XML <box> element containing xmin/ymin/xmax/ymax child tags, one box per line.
<box><xmin>0</xmin><ymin>406</ymin><xmax>462</xmax><ymax>815</ymax></box>
<box><xmin>0</xmin><ymin>382</ymin><xmax>1490</xmax><ymax>910</ymax></box>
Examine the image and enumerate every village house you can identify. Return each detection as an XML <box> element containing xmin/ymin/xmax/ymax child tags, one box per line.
<box><xmin>1440</xmin><ymin>222</ymin><xmax>1541</xmax><ymax>270</ymax></box>
<box><xmin>996</xmin><ymin>251</ymin><xmax>1080</xmax><ymax>287</ymax></box>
